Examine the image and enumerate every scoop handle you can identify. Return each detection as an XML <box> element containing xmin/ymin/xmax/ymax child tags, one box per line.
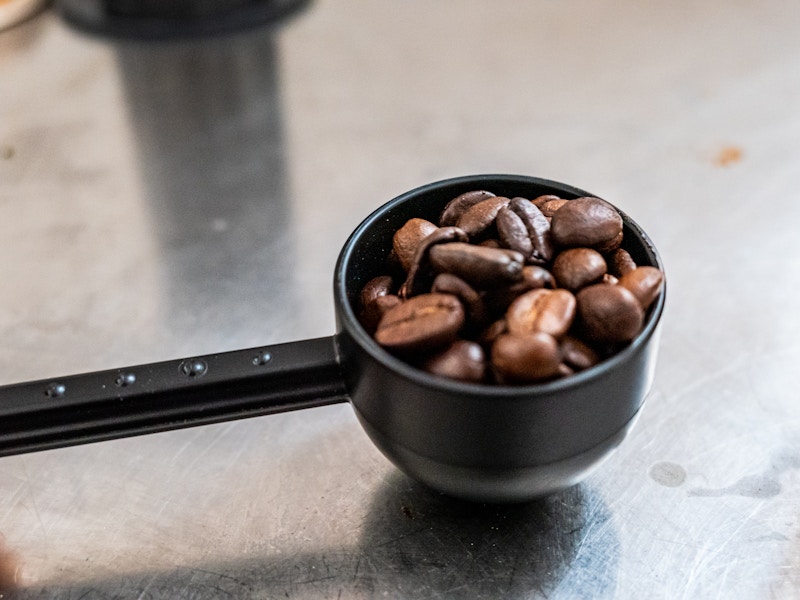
<box><xmin>0</xmin><ymin>336</ymin><xmax>348</xmax><ymax>457</ymax></box>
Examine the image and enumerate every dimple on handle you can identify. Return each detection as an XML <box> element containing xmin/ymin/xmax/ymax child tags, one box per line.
<box><xmin>0</xmin><ymin>337</ymin><xmax>348</xmax><ymax>457</ymax></box>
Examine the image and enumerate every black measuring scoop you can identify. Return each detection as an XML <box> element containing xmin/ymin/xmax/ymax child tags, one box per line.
<box><xmin>0</xmin><ymin>175</ymin><xmax>666</xmax><ymax>502</ymax></box>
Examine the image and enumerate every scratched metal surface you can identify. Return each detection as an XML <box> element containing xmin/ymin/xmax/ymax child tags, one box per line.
<box><xmin>1</xmin><ymin>1</ymin><xmax>799</xmax><ymax>598</ymax></box>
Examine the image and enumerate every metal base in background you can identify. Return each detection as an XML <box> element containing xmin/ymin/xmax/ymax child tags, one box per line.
<box><xmin>56</xmin><ymin>0</ymin><xmax>310</xmax><ymax>38</ymax></box>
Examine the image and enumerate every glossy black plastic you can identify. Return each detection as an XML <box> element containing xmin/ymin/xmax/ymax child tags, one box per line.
<box><xmin>0</xmin><ymin>175</ymin><xmax>664</xmax><ymax>503</ymax></box>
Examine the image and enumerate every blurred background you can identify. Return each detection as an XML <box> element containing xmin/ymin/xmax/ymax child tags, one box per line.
<box><xmin>1</xmin><ymin>1</ymin><xmax>799</xmax><ymax>598</ymax></box>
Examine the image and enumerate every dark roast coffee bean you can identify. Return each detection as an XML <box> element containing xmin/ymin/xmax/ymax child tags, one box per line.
<box><xmin>422</xmin><ymin>339</ymin><xmax>487</xmax><ymax>383</ymax></box>
<box><xmin>440</xmin><ymin>190</ymin><xmax>496</xmax><ymax>227</ymax></box>
<box><xmin>359</xmin><ymin>294</ymin><xmax>402</xmax><ymax>333</ymax></box>
<box><xmin>376</xmin><ymin>293</ymin><xmax>465</xmax><ymax>352</ymax></box>
<box><xmin>400</xmin><ymin>226</ymin><xmax>468</xmax><ymax>298</ymax></box>
<box><xmin>360</xmin><ymin>275</ymin><xmax>395</xmax><ymax>308</ymax></box>
<box><xmin>560</xmin><ymin>334</ymin><xmax>600</xmax><ymax>371</ymax></box>
<box><xmin>508</xmin><ymin>265</ymin><xmax>556</xmax><ymax>294</ymax></box>
<box><xmin>456</xmin><ymin>196</ymin><xmax>511</xmax><ymax>237</ymax></box>
<box><xmin>491</xmin><ymin>332</ymin><xmax>562</xmax><ymax>383</ymax></box>
<box><xmin>506</xmin><ymin>288</ymin><xmax>576</xmax><ymax>338</ymax></box>
<box><xmin>552</xmin><ymin>247</ymin><xmax>607</xmax><ymax>292</ymax></box>
<box><xmin>431</xmin><ymin>273</ymin><xmax>486</xmax><ymax>325</ymax></box>
<box><xmin>576</xmin><ymin>283</ymin><xmax>644</xmax><ymax>344</ymax></box>
<box><xmin>393</xmin><ymin>218</ymin><xmax>439</xmax><ymax>272</ymax></box>
<box><xmin>609</xmin><ymin>248</ymin><xmax>637</xmax><ymax>277</ymax></box>
<box><xmin>496</xmin><ymin>206</ymin><xmax>534</xmax><ymax>257</ymax></box>
<box><xmin>428</xmin><ymin>242</ymin><xmax>524</xmax><ymax>288</ymax></box>
<box><xmin>479</xmin><ymin>239</ymin><xmax>503</xmax><ymax>248</ymax></box>
<box><xmin>508</xmin><ymin>197</ymin><xmax>553</xmax><ymax>264</ymax></box>
<box><xmin>618</xmin><ymin>266</ymin><xmax>664</xmax><ymax>310</ymax></box>
<box><xmin>478</xmin><ymin>318</ymin><xmax>508</xmax><ymax>348</ymax></box>
<box><xmin>550</xmin><ymin>197</ymin><xmax>623</xmax><ymax>249</ymax></box>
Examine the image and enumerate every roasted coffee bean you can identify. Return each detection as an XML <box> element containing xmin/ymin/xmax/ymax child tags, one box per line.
<box><xmin>393</xmin><ymin>218</ymin><xmax>439</xmax><ymax>272</ymax></box>
<box><xmin>509</xmin><ymin>265</ymin><xmax>556</xmax><ymax>294</ymax></box>
<box><xmin>576</xmin><ymin>283</ymin><xmax>644</xmax><ymax>344</ymax></box>
<box><xmin>428</xmin><ymin>242</ymin><xmax>524</xmax><ymax>288</ymax></box>
<box><xmin>376</xmin><ymin>293</ymin><xmax>465</xmax><ymax>352</ymax></box>
<box><xmin>479</xmin><ymin>239</ymin><xmax>503</xmax><ymax>248</ymax></box>
<box><xmin>603</xmin><ymin>273</ymin><xmax>619</xmax><ymax>285</ymax></box>
<box><xmin>496</xmin><ymin>206</ymin><xmax>534</xmax><ymax>257</ymax></box>
<box><xmin>550</xmin><ymin>197</ymin><xmax>623</xmax><ymax>249</ymax></box>
<box><xmin>456</xmin><ymin>196</ymin><xmax>511</xmax><ymax>237</ymax></box>
<box><xmin>531</xmin><ymin>194</ymin><xmax>561</xmax><ymax>209</ymax></box>
<box><xmin>618</xmin><ymin>266</ymin><xmax>664</xmax><ymax>310</ymax></box>
<box><xmin>609</xmin><ymin>248</ymin><xmax>637</xmax><ymax>277</ymax></box>
<box><xmin>491</xmin><ymin>332</ymin><xmax>562</xmax><ymax>383</ymax></box>
<box><xmin>560</xmin><ymin>334</ymin><xmax>600</xmax><ymax>371</ymax></box>
<box><xmin>478</xmin><ymin>318</ymin><xmax>508</xmax><ymax>348</ymax></box>
<box><xmin>360</xmin><ymin>275</ymin><xmax>395</xmax><ymax>308</ymax></box>
<box><xmin>508</xmin><ymin>197</ymin><xmax>553</xmax><ymax>263</ymax></box>
<box><xmin>422</xmin><ymin>340</ymin><xmax>487</xmax><ymax>383</ymax></box>
<box><xmin>431</xmin><ymin>273</ymin><xmax>486</xmax><ymax>325</ymax></box>
<box><xmin>506</xmin><ymin>288</ymin><xmax>576</xmax><ymax>339</ymax></box>
<box><xmin>552</xmin><ymin>247</ymin><xmax>607</xmax><ymax>292</ymax></box>
<box><xmin>400</xmin><ymin>226</ymin><xmax>468</xmax><ymax>298</ymax></box>
<box><xmin>540</xmin><ymin>198</ymin><xmax>569</xmax><ymax>217</ymax></box>
<box><xmin>440</xmin><ymin>190</ymin><xmax>496</xmax><ymax>227</ymax></box>
<box><xmin>360</xmin><ymin>294</ymin><xmax>402</xmax><ymax>333</ymax></box>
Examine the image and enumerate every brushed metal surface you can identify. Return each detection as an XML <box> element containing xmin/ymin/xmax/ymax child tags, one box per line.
<box><xmin>1</xmin><ymin>1</ymin><xmax>799</xmax><ymax>598</ymax></box>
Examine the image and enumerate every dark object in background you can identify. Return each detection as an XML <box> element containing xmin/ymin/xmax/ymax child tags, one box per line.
<box><xmin>56</xmin><ymin>0</ymin><xmax>309</xmax><ymax>38</ymax></box>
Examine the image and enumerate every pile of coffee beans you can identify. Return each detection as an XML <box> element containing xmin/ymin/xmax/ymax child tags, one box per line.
<box><xmin>358</xmin><ymin>190</ymin><xmax>663</xmax><ymax>384</ymax></box>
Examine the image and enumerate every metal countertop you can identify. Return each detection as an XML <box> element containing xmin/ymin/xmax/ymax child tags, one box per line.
<box><xmin>1</xmin><ymin>1</ymin><xmax>799</xmax><ymax>598</ymax></box>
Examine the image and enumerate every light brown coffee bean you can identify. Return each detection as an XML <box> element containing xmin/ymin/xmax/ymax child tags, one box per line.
<box><xmin>422</xmin><ymin>339</ymin><xmax>487</xmax><ymax>383</ymax></box>
<box><xmin>393</xmin><ymin>218</ymin><xmax>439</xmax><ymax>272</ymax></box>
<box><xmin>618</xmin><ymin>266</ymin><xmax>664</xmax><ymax>311</ymax></box>
<box><xmin>603</xmin><ymin>273</ymin><xmax>619</xmax><ymax>285</ymax></box>
<box><xmin>576</xmin><ymin>283</ymin><xmax>644</xmax><ymax>344</ymax></box>
<box><xmin>428</xmin><ymin>242</ymin><xmax>524</xmax><ymax>288</ymax></box>
<box><xmin>506</xmin><ymin>288</ymin><xmax>577</xmax><ymax>339</ymax></box>
<box><xmin>478</xmin><ymin>318</ymin><xmax>508</xmax><ymax>348</ymax></box>
<box><xmin>491</xmin><ymin>332</ymin><xmax>562</xmax><ymax>383</ymax></box>
<box><xmin>400</xmin><ymin>226</ymin><xmax>468</xmax><ymax>298</ymax></box>
<box><xmin>496</xmin><ymin>206</ymin><xmax>534</xmax><ymax>257</ymax></box>
<box><xmin>550</xmin><ymin>197</ymin><xmax>623</xmax><ymax>249</ymax></box>
<box><xmin>540</xmin><ymin>198</ymin><xmax>569</xmax><ymax>217</ymax></box>
<box><xmin>552</xmin><ymin>247</ymin><xmax>607</xmax><ymax>292</ymax></box>
<box><xmin>531</xmin><ymin>194</ymin><xmax>561</xmax><ymax>209</ymax></box>
<box><xmin>440</xmin><ymin>190</ymin><xmax>496</xmax><ymax>227</ymax></box>
<box><xmin>376</xmin><ymin>293</ymin><xmax>465</xmax><ymax>353</ymax></box>
<box><xmin>456</xmin><ymin>196</ymin><xmax>511</xmax><ymax>237</ymax></box>
<box><xmin>432</xmin><ymin>273</ymin><xmax>486</xmax><ymax>325</ymax></box>
<box><xmin>560</xmin><ymin>334</ymin><xmax>601</xmax><ymax>371</ymax></box>
<box><xmin>609</xmin><ymin>248</ymin><xmax>637</xmax><ymax>277</ymax></box>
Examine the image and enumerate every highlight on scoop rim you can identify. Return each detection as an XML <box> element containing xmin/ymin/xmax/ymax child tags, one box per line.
<box><xmin>334</xmin><ymin>173</ymin><xmax>666</xmax><ymax>399</ymax></box>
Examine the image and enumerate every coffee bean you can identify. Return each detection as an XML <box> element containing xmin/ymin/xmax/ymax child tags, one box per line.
<box><xmin>509</xmin><ymin>265</ymin><xmax>556</xmax><ymax>294</ymax></box>
<box><xmin>478</xmin><ymin>318</ymin><xmax>508</xmax><ymax>348</ymax></box>
<box><xmin>440</xmin><ymin>190</ymin><xmax>496</xmax><ymax>227</ymax></box>
<box><xmin>393</xmin><ymin>218</ymin><xmax>439</xmax><ymax>272</ymax></box>
<box><xmin>531</xmin><ymin>194</ymin><xmax>561</xmax><ymax>209</ymax></box>
<box><xmin>506</xmin><ymin>288</ymin><xmax>576</xmax><ymax>339</ymax></box>
<box><xmin>422</xmin><ymin>340</ymin><xmax>487</xmax><ymax>383</ymax></box>
<box><xmin>560</xmin><ymin>334</ymin><xmax>600</xmax><ymax>371</ymax></box>
<box><xmin>618</xmin><ymin>266</ymin><xmax>664</xmax><ymax>310</ymax></box>
<box><xmin>431</xmin><ymin>273</ymin><xmax>486</xmax><ymax>325</ymax></box>
<box><xmin>496</xmin><ymin>206</ymin><xmax>534</xmax><ymax>257</ymax></box>
<box><xmin>491</xmin><ymin>332</ymin><xmax>562</xmax><ymax>383</ymax></box>
<box><xmin>609</xmin><ymin>248</ymin><xmax>637</xmax><ymax>277</ymax></box>
<box><xmin>576</xmin><ymin>283</ymin><xmax>644</xmax><ymax>344</ymax></box>
<box><xmin>603</xmin><ymin>273</ymin><xmax>619</xmax><ymax>285</ymax></box>
<box><xmin>540</xmin><ymin>198</ymin><xmax>569</xmax><ymax>217</ymax></box>
<box><xmin>508</xmin><ymin>197</ymin><xmax>554</xmax><ymax>264</ymax></box>
<box><xmin>552</xmin><ymin>247</ymin><xmax>607</xmax><ymax>292</ymax></box>
<box><xmin>400</xmin><ymin>226</ymin><xmax>468</xmax><ymax>298</ymax></box>
<box><xmin>456</xmin><ymin>196</ymin><xmax>511</xmax><ymax>237</ymax></box>
<box><xmin>360</xmin><ymin>275</ymin><xmax>395</xmax><ymax>308</ymax></box>
<box><xmin>376</xmin><ymin>293</ymin><xmax>465</xmax><ymax>353</ymax></box>
<box><xmin>550</xmin><ymin>197</ymin><xmax>623</xmax><ymax>249</ymax></box>
<box><xmin>360</xmin><ymin>294</ymin><xmax>402</xmax><ymax>333</ymax></box>
<box><xmin>428</xmin><ymin>242</ymin><xmax>524</xmax><ymax>288</ymax></box>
